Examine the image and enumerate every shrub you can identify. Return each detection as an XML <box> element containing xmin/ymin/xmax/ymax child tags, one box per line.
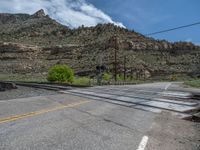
<box><xmin>103</xmin><ymin>72</ymin><xmax>112</xmax><ymax>81</ymax></box>
<box><xmin>116</xmin><ymin>74</ymin><xmax>124</xmax><ymax>81</ymax></box>
<box><xmin>73</xmin><ymin>77</ymin><xmax>91</xmax><ymax>86</ymax></box>
<box><xmin>126</xmin><ymin>76</ymin><xmax>135</xmax><ymax>81</ymax></box>
<box><xmin>47</xmin><ymin>65</ymin><xmax>74</xmax><ymax>83</ymax></box>
<box><xmin>170</xmin><ymin>74</ymin><xmax>177</xmax><ymax>81</ymax></box>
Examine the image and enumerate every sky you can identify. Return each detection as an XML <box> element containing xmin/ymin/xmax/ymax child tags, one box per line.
<box><xmin>0</xmin><ymin>0</ymin><xmax>199</xmax><ymax>44</ymax></box>
<box><xmin>87</xmin><ymin>0</ymin><xmax>200</xmax><ymax>45</ymax></box>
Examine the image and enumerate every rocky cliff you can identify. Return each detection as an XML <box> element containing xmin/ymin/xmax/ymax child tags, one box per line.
<box><xmin>0</xmin><ymin>10</ymin><xmax>200</xmax><ymax>79</ymax></box>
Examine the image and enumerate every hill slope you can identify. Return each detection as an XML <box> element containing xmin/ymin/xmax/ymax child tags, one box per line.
<box><xmin>0</xmin><ymin>10</ymin><xmax>200</xmax><ymax>79</ymax></box>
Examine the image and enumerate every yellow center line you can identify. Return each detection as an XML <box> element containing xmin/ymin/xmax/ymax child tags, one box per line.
<box><xmin>0</xmin><ymin>101</ymin><xmax>90</xmax><ymax>124</ymax></box>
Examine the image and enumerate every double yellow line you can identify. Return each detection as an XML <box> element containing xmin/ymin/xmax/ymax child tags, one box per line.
<box><xmin>0</xmin><ymin>101</ymin><xmax>90</xmax><ymax>124</ymax></box>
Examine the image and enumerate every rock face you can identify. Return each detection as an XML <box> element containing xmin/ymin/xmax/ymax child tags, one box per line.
<box><xmin>32</xmin><ymin>9</ymin><xmax>46</xmax><ymax>17</ymax></box>
<box><xmin>0</xmin><ymin>10</ymin><xmax>200</xmax><ymax>78</ymax></box>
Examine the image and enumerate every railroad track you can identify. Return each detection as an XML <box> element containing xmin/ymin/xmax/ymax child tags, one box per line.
<box><xmin>0</xmin><ymin>81</ymin><xmax>91</xmax><ymax>91</ymax></box>
<box><xmin>1</xmin><ymin>81</ymin><xmax>200</xmax><ymax>121</ymax></box>
<box><xmin>61</xmin><ymin>87</ymin><xmax>200</xmax><ymax>122</ymax></box>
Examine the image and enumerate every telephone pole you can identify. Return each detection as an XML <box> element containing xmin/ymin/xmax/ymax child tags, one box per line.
<box><xmin>97</xmin><ymin>53</ymin><xmax>103</xmax><ymax>85</ymax></box>
<box><xmin>114</xmin><ymin>36</ymin><xmax>118</xmax><ymax>82</ymax></box>
<box><xmin>123</xmin><ymin>55</ymin><xmax>126</xmax><ymax>81</ymax></box>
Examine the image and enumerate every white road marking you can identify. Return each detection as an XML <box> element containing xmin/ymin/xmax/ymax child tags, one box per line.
<box><xmin>164</xmin><ymin>83</ymin><xmax>172</xmax><ymax>90</ymax></box>
<box><xmin>137</xmin><ymin>136</ymin><xmax>149</xmax><ymax>150</ymax></box>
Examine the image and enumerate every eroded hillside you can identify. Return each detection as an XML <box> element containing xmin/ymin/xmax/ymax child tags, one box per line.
<box><xmin>0</xmin><ymin>10</ymin><xmax>200</xmax><ymax>79</ymax></box>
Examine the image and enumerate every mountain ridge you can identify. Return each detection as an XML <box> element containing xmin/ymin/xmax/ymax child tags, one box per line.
<box><xmin>0</xmin><ymin>10</ymin><xmax>200</xmax><ymax>79</ymax></box>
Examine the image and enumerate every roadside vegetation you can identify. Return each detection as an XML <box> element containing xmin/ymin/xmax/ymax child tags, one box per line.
<box><xmin>169</xmin><ymin>74</ymin><xmax>178</xmax><ymax>81</ymax></box>
<box><xmin>73</xmin><ymin>77</ymin><xmax>93</xmax><ymax>86</ymax></box>
<box><xmin>47</xmin><ymin>65</ymin><xmax>74</xmax><ymax>83</ymax></box>
<box><xmin>103</xmin><ymin>72</ymin><xmax>112</xmax><ymax>81</ymax></box>
<box><xmin>184</xmin><ymin>79</ymin><xmax>200</xmax><ymax>88</ymax></box>
<box><xmin>1</xmin><ymin>65</ymin><xmax>199</xmax><ymax>87</ymax></box>
<box><xmin>46</xmin><ymin>65</ymin><xmax>93</xmax><ymax>86</ymax></box>
<box><xmin>46</xmin><ymin>65</ymin><xmax>142</xmax><ymax>86</ymax></box>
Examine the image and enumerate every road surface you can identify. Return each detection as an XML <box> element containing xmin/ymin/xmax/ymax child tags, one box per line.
<box><xmin>0</xmin><ymin>82</ymin><xmax>199</xmax><ymax>150</ymax></box>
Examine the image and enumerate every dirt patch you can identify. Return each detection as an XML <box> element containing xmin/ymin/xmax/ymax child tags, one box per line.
<box><xmin>0</xmin><ymin>85</ymin><xmax>58</xmax><ymax>101</ymax></box>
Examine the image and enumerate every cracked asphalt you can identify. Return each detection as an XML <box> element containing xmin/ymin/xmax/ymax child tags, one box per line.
<box><xmin>0</xmin><ymin>83</ymin><xmax>199</xmax><ymax>150</ymax></box>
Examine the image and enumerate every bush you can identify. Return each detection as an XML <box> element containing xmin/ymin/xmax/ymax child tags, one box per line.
<box><xmin>116</xmin><ymin>74</ymin><xmax>124</xmax><ymax>81</ymax></box>
<box><xmin>103</xmin><ymin>72</ymin><xmax>112</xmax><ymax>81</ymax></box>
<box><xmin>170</xmin><ymin>74</ymin><xmax>177</xmax><ymax>81</ymax></box>
<box><xmin>73</xmin><ymin>77</ymin><xmax>91</xmax><ymax>86</ymax></box>
<box><xmin>126</xmin><ymin>75</ymin><xmax>136</xmax><ymax>81</ymax></box>
<box><xmin>47</xmin><ymin>65</ymin><xmax>74</xmax><ymax>83</ymax></box>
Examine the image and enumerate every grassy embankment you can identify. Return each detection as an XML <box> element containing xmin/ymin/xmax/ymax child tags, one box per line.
<box><xmin>0</xmin><ymin>74</ymin><xmax>93</xmax><ymax>86</ymax></box>
<box><xmin>0</xmin><ymin>73</ymin><xmax>142</xmax><ymax>86</ymax></box>
<box><xmin>184</xmin><ymin>79</ymin><xmax>200</xmax><ymax>88</ymax></box>
<box><xmin>1</xmin><ymin>73</ymin><xmax>199</xmax><ymax>88</ymax></box>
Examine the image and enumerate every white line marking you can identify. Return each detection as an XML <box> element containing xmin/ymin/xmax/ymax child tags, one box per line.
<box><xmin>137</xmin><ymin>136</ymin><xmax>149</xmax><ymax>150</ymax></box>
<box><xmin>164</xmin><ymin>83</ymin><xmax>172</xmax><ymax>90</ymax></box>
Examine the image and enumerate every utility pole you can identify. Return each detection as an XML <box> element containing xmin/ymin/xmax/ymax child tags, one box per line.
<box><xmin>97</xmin><ymin>53</ymin><xmax>103</xmax><ymax>85</ymax></box>
<box><xmin>123</xmin><ymin>55</ymin><xmax>126</xmax><ymax>81</ymax></box>
<box><xmin>114</xmin><ymin>36</ymin><xmax>118</xmax><ymax>82</ymax></box>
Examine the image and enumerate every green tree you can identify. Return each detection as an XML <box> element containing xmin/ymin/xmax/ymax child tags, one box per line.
<box><xmin>47</xmin><ymin>65</ymin><xmax>74</xmax><ymax>83</ymax></box>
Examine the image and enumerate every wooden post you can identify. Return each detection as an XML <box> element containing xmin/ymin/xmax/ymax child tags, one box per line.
<box><xmin>114</xmin><ymin>36</ymin><xmax>118</xmax><ymax>82</ymax></box>
<box><xmin>123</xmin><ymin>56</ymin><xmax>126</xmax><ymax>81</ymax></box>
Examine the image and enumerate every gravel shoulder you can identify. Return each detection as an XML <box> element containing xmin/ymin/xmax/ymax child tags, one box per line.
<box><xmin>0</xmin><ymin>85</ymin><xmax>58</xmax><ymax>101</ymax></box>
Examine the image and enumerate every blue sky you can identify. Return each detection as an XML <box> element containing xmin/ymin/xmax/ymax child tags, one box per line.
<box><xmin>87</xmin><ymin>0</ymin><xmax>200</xmax><ymax>44</ymax></box>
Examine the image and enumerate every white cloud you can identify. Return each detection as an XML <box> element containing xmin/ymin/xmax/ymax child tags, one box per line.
<box><xmin>0</xmin><ymin>0</ymin><xmax>125</xmax><ymax>28</ymax></box>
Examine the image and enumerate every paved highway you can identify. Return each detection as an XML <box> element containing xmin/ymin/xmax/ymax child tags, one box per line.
<box><xmin>0</xmin><ymin>82</ymin><xmax>199</xmax><ymax>150</ymax></box>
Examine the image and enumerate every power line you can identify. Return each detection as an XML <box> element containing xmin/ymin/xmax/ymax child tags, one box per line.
<box><xmin>145</xmin><ymin>21</ymin><xmax>200</xmax><ymax>36</ymax></box>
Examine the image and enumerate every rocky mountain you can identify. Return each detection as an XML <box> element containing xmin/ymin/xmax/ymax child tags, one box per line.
<box><xmin>0</xmin><ymin>10</ymin><xmax>200</xmax><ymax>79</ymax></box>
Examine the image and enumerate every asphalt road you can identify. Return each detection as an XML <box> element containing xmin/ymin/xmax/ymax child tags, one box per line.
<box><xmin>0</xmin><ymin>82</ymin><xmax>199</xmax><ymax>150</ymax></box>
